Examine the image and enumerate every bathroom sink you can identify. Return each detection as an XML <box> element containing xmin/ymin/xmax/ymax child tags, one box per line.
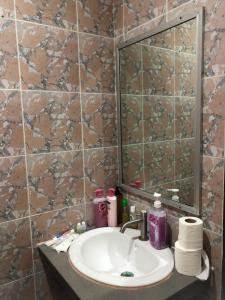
<box><xmin>68</xmin><ymin>227</ymin><xmax>174</xmax><ymax>287</ymax></box>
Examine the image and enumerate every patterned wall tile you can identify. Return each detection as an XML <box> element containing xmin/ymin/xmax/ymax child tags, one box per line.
<box><xmin>202</xmin><ymin>114</ymin><xmax>224</xmax><ymax>158</ymax></box>
<box><xmin>0</xmin><ymin>90</ymin><xmax>24</xmax><ymax>157</ymax></box>
<box><xmin>16</xmin><ymin>0</ymin><xmax>77</xmax><ymax>30</ymax></box>
<box><xmin>121</xmin><ymin>95</ymin><xmax>143</xmax><ymax>144</ymax></box>
<box><xmin>203</xmin><ymin>0</ymin><xmax>225</xmax><ymax>77</ymax></box>
<box><xmin>144</xmin><ymin>141</ymin><xmax>174</xmax><ymax>187</ymax></box>
<box><xmin>0</xmin><ymin>218</ymin><xmax>32</xmax><ymax>285</ymax></box>
<box><xmin>0</xmin><ymin>156</ymin><xmax>28</xmax><ymax>222</ymax></box>
<box><xmin>82</xmin><ymin>93</ymin><xmax>117</xmax><ymax>148</ymax></box>
<box><xmin>143</xmin><ymin>45</ymin><xmax>174</xmax><ymax>95</ymax></box>
<box><xmin>0</xmin><ymin>20</ymin><xmax>19</xmax><ymax>89</ymax></box>
<box><xmin>78</xmin><ymin>0</ymin><xmax>113</xmax><ymax>37</ymax></box>
<box><xmin>175</xmin><ymin>52</ymin><xmax>196</xmax><ymax>97</ymax></box>
<box><xmin>203</xmin><ymin>76</ymin><xmax>225</xmax><ymax>118</ymax></box>
<box><xmin>175</xmin><ymin>97</ymin><xmax>195</xmax><ymax>139</ymax></box>
<box><xmin>84</xmin><ymin>147</ymin><xmax>118</xmax><ymax>201</ymax></box>
<box><xmin>79</xmin><ymin>34</ymin><xmax>115</xmax><ymax>93</ymax></box>
<box><xmin>17</xmin><ymin>22</ymin><xmax>79</xmax><ymax>91</ymax></box>
<box><xmin>177</xmin><ymin>177</ymin><xmax>194</xmax><ymax>206</ymax></box>
<box><xmin>23</xmin><ymin>91</ymin><xmax>81</xmax><ymax>154</ymax></box>
<box><xmin>202</xmin><ymin>156</ymin><xmax>224</xmax><ymax>235</ymax></box>
<box><xmin>27</xmin><ymin>151</ymin><xmax>84</xmax><ymax>214</ymax></box>
<box><xmin>122</xmin><ymin>144</ymin><xmax>144</xmax><ymax>186</ymax></box>
<box><xmin>124</xmin><ymin>0</ymin><xmax>166</xmax><ymax>32</ymax></box>
<box><xmin>120</xmin><ymin>43</ymin><xmax>142</xmax><ymax>95</ymax></box>
<box><xmin>0</xmin><ymin>0</ymin><xmax>15</xmax><ymax>18</ymax></box>
<box><xmin>0</xmin><ymin>276</ymin><xmax>35</xmax><ymax>300</ymax></box>
<box><xmin>143</xmin><ymin>95</ymin><xmax>174</xmax><ymax>142</ymax></box>
<box><xmin>175</xmin><ymin>139</ymin><xmax>194</xmax><ymax>180</ymax></box>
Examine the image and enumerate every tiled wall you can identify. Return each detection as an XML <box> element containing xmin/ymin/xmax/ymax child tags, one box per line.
<box><xmin>0</xmin><ymin>1</ymin><xmax>117</xmax><ymax>299</ymax></box>
<box><xmin>114</xmin><ymin>0</ymin><xmax>224</xmax><ymax>299</ymax></box>
<box><xmin>120</xmin><ymin>22</ymin><xmax>196</xmax><ymax>206</ymax></box>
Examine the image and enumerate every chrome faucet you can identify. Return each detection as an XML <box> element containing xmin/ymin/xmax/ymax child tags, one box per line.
<box><xmin>120</xmin><ymin>210</ymin><xmax>148</xmax><ymax>241</ymax></box>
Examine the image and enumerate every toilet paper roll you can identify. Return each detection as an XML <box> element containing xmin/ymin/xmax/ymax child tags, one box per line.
<box><xmin>175</xmin><ymin>241</ymin><xmax>202</xmax><ymax>276</ymax></box>
<box><xmin>178</xmin><ymin>217</ymin><xmax>203</xmax><ymax>250</ymax></box>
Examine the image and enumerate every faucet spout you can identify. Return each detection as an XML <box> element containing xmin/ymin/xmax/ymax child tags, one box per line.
<box><xmin>120</xmin><ymin>210</ymin><xmax>148</xmax><ymax>241</ymax></box>
<box><xmin>120</xmin><ymin>218</ymin><xmax>142</xmax><ymax>233</ymax></box>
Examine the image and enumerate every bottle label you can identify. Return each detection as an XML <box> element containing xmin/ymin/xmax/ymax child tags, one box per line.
<box><xmin>149</xmin><ymin>214</ymin><xmax>166</xmax><ymax>249</ymax></box>
<box><xmin>97</xmin><ymin>202</ymin><xmax>107</xmax><ymax>216</ymax></box>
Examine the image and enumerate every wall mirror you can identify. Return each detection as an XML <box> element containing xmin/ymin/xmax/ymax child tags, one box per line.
<box><xmin>117</xmin><ymin>10</ymin><xmax>203</xmax><ymax>215</ymax></box>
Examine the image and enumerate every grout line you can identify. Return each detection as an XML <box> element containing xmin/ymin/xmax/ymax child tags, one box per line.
<box><xmin>13</xmin><ymin>2</ymin><xmax>37</xmax><ymax>299</ymax></box>
<box><xmin>203</xmin><ymin>74</ymin><xmax>225</xmax><ymax>80</ymax></box>
<box><xmin>173</xmin><ymin>28</ymin><xmax>176</xmax><ymax>184</ymax></box>
<box><xmin>76</xmin><ymin>0</ymin><xmax>87</xmax><ymax>221</ymax></box>
<box><xmin>0</xmin><ymin>146</ymin><xmax>119</xmax><ymax>160</ymax></box>
<box><xmin>0</xmin><ymin>88</ymin><xmax>116</xmax><ymax>96</ymax></box>
<box><xmin>120</xmin><ymin>93</ymin><xmax>196</xmax><ymax>99</ymax></box>
<box><xmin>0</xmin><ymin>274</ymin><xmax>34</xmax><ymax>288</ymax></box>
<box><xmin>0</xmin><ymin>203</ymin><xmax>85</xmax><ymax>226</ymax></box>
<box><xmin>2</xmin><ymin>16</ymin><xmax>114</xmax><ymax>40</ymax></box>
<box><xmin>141</xmin><ymin>41</ymin><xmax>196</xmax><ymax>56</ymax></box>
<box><xmin>122</xmin><ymin>137</ymin><xmax>195</xmax><ymax>147</ymax></box>
<box><xmin>140</xmin><ymin>43</ymin><xmax>145</xmax><ymax>190</ymax></box>
<box><xmin>122</xmin><ymin>0</ymin><xmax>125</xmax><ymax>40</ymax></box>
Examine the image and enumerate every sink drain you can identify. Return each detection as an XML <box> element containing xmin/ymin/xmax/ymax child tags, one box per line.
<box><xmin>120</xmin><ymin>271</ymin><xmax>134</xmax><ymax>277</ymax></box>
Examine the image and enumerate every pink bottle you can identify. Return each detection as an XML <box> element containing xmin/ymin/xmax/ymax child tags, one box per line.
<box><xmin>107</xmin><ymin>188</ymin><xmax>117</xmax><ymax>227</ymax></box>
<box><xmin>93</xmin><ymin>188</ymin><xmax>108</xmax><ymax>228</ymax></box>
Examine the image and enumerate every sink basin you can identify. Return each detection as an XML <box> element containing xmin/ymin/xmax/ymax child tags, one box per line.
<box><xmin>68</xmin><ymin>227</ymin><xmax>174</xmax><ymax>287</ymax></box>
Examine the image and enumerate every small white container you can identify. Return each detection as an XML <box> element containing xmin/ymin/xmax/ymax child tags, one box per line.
<box><xmin>107</xmin><ymin>188</ymin><xmax>117</xmax><ymax>227</ymax></box>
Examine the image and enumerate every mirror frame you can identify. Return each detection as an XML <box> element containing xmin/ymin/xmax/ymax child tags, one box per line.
<box><xmin>117</xmin><ymin>8</ymin><xmax>203</xmax><ymax>215</ymax></box>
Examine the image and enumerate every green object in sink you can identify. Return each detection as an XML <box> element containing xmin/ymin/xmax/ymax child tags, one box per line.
<box><xmin>120</xmin><ymin>271</ymin><xmax>134</xmax><ymax>277</ymax></box>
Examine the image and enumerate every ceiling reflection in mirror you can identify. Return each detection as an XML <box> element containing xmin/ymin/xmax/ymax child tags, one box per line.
<box><xmin>119</xmin><ymin>17</ymin><xmax>200</xmax><ymax>208</ymax></box>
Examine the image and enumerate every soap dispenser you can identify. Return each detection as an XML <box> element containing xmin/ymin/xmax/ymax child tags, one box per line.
<box><xmin>149</xmin><ymin>193</ymin><xmax>166</xmax><ymax>250</ymax></box>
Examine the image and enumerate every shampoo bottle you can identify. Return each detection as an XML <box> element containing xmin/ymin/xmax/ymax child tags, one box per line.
<box><xmin>93</xmin><ymin>188</ymin><xmax>108</xmax><ymax>228</ymax></box>
<box><xmin>107</xmin><ymin>188</ymin><xmax>117</xmax><ymax>227</ymax></box>
<box><xmin>149</xmin><ymin>193</ymin><xmax>166</xmax><ymax>250</ymax></box>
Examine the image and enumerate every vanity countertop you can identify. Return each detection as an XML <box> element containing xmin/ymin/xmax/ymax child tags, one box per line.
<box><xmin>38</xmin><ymin>245</ymin><xmax>209</xmax><ymax>300</ymax></box>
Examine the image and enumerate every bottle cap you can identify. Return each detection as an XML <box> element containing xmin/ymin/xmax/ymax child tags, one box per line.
<box><xmin>130</xmin><ymin>205</ymin><xmax>135</xmax><ymax>213</ymax></box>
<box><xmin>154</xmin><ymin>200</ymin><xmax>161</xmax><ymax>208</ymax></box>
<box><xmin>81</xmin><ymin>221</ymin><xmax>86</xmax><ymax>225</ymax></box>
<box><xmin>167</xmin><ymin>189</ymin><xmax>179</xmax><ymax>193</ymax></box>
<box><xmin>135</xmin><ymin>180</ymin><xmax>142</xmax><ymax>189</ymax></box>
<box><xmin>154</xmin><ymin>192</ymin><xmax>161</xmax><ymax>198</ymax></box>
<box><xmin>107</xmin><ymin>188</ymin><xmax>115</xmax><ymax>197</ymax></box>
<box><xmin>122</xmin><ymin>198</ymin><xmax>128</xmax><ymax>207</ymax></box>
<box><xmin>95</xmin><ymin>188</ymin><xmax>104</xmax><ymax>198</ymax></box>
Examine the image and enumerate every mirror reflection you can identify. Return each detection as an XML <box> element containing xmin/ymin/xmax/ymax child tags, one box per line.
<box><xmin>119</xmin><ymin>18</ymin><xmax>197</xmax><ymax>207</ymax></box>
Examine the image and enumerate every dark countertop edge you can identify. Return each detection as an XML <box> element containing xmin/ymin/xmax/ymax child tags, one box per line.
<box><xmin>38</xmin><ymin>245</ymin><xmax>206</xmax><ymax>300</ymax></box>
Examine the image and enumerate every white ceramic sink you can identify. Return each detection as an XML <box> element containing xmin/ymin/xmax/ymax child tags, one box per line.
<box><xmin>68</xmin><ymin>227</ymin><xmax>174</xmax><ymax>287</ymax></box>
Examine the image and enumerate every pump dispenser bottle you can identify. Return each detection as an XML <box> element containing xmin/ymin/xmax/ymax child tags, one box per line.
<box><xmin>149</xmin><ymin>193</ymin><xmax>166</xmax><ymax>249</ymax></box>
<box><xmin>107</xmin><ymin>188</ymin><xmax>117</xmax><ymax>227</ymax></box>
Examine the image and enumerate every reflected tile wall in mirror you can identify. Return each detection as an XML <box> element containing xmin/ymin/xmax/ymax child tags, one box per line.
<box><xmin>120</xmin><ymin>17</ymin><xmax>197</xmax><ymax>206</ymax></box>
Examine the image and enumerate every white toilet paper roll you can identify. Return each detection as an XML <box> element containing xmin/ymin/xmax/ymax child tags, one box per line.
<box><xmin>175</xmin><ymin>241</ymin><xmax>202</xmax><ymax>276</ymax></box>
<box><xmin>178</xmin><ymin>217</ymin><xmax>203</xmax><ymax>250</ymax></box>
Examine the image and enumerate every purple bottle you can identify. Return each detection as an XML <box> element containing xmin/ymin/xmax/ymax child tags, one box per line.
<box><xmin>93</xmin><ymin>188</ymin><xmax>108</xmax><ymax>228</ymax></box>
<box><xmin>149</xmin><ymin>193</ymin><xmax>166</xmax><ymax>250</ymax></box>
